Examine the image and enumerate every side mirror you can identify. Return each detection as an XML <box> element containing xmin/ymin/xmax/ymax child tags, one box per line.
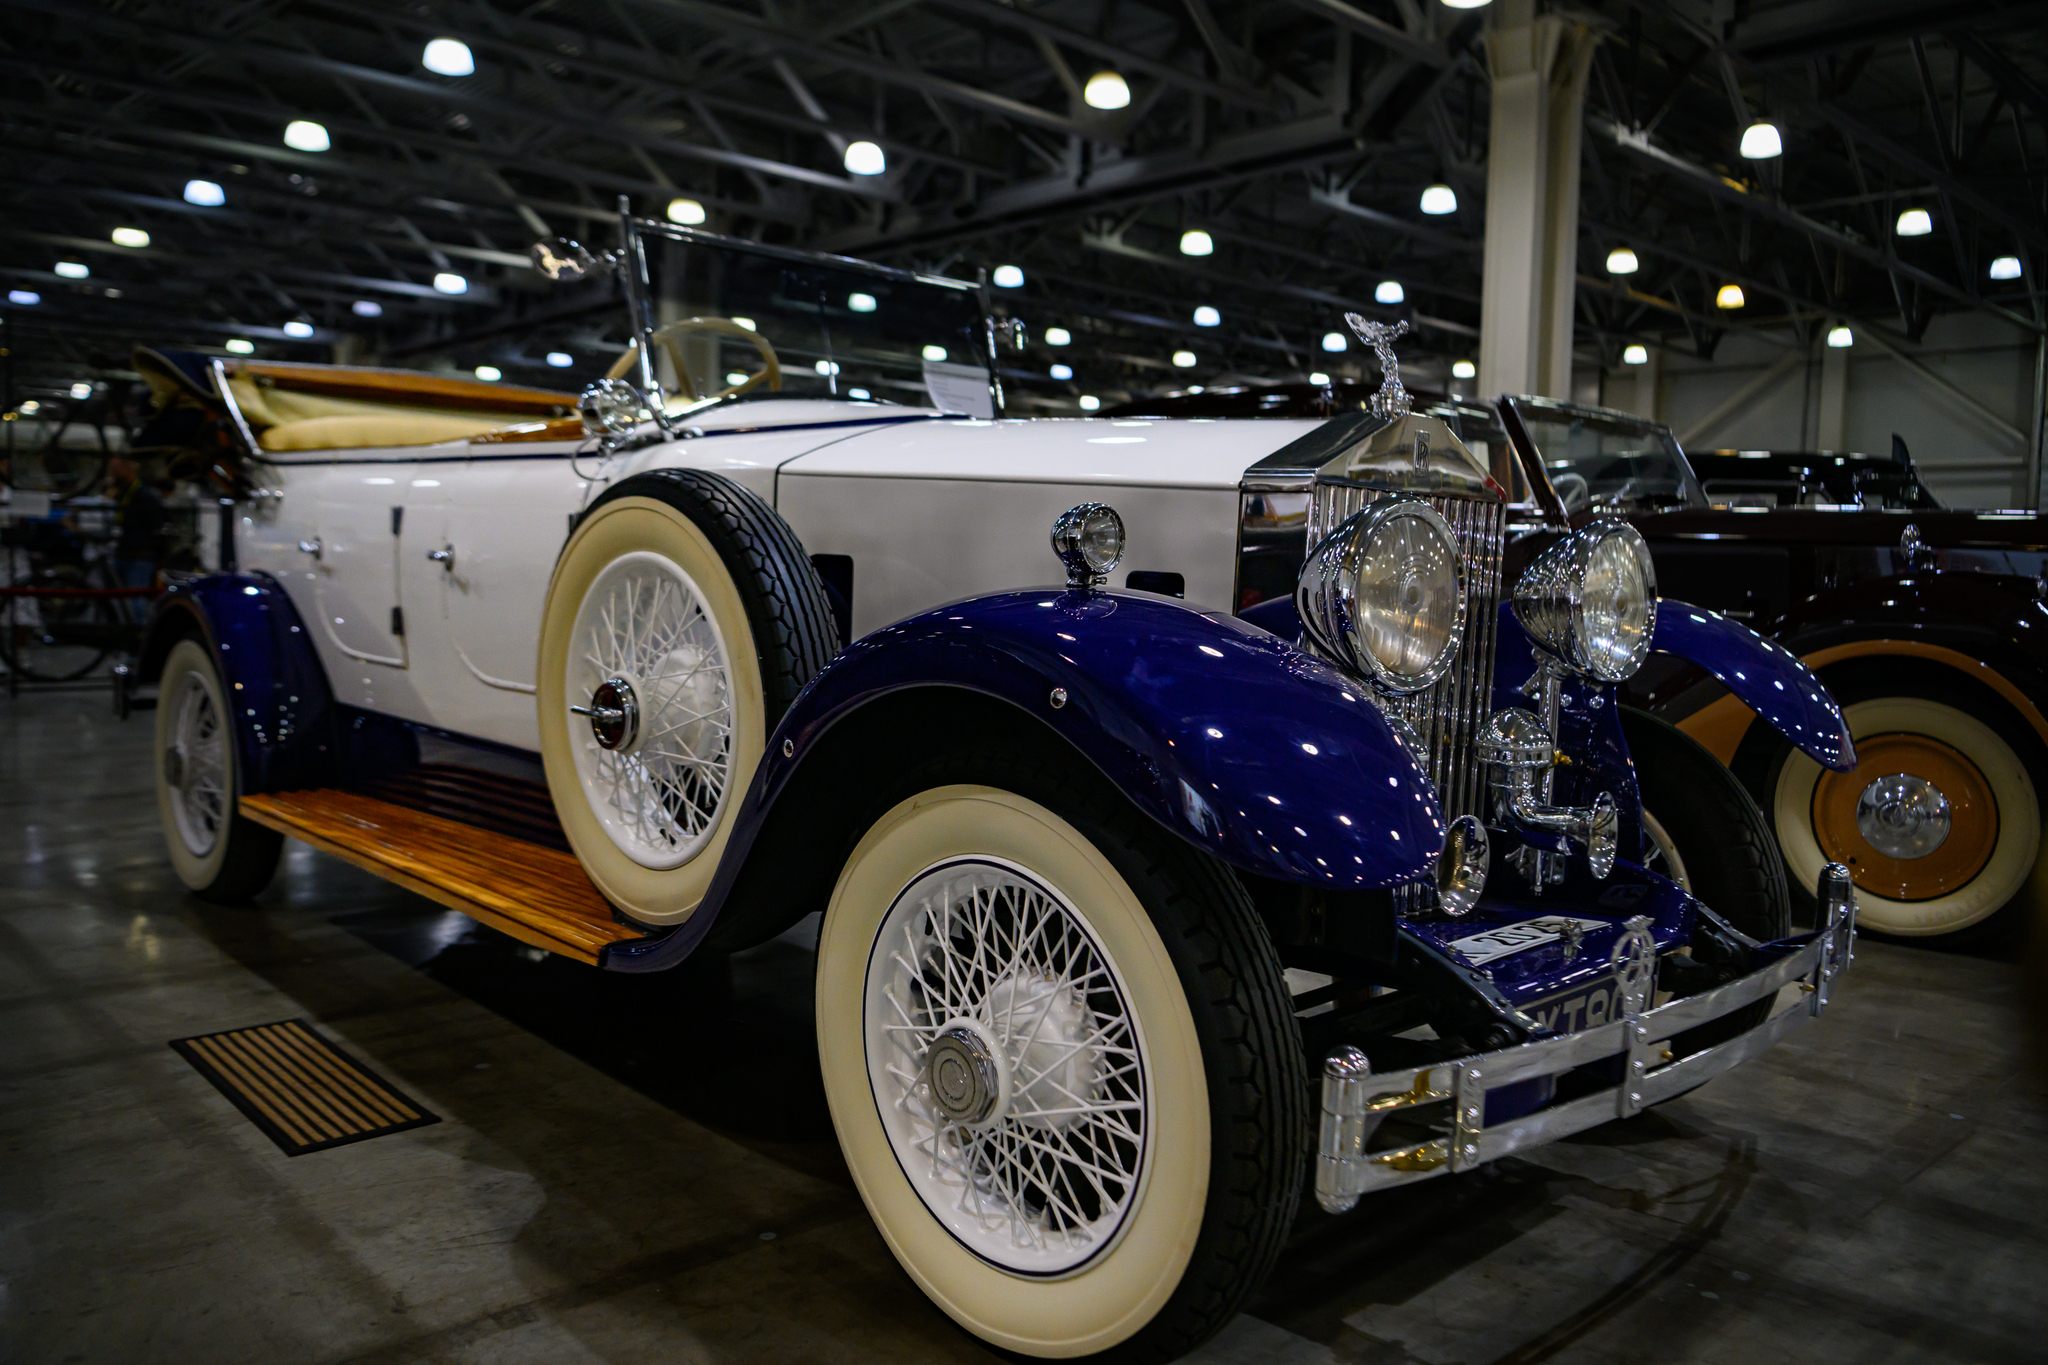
<box><xmin>530</xmin><ymin>237</ymin><xmax>610</xmax><ymax>283</ymax></box>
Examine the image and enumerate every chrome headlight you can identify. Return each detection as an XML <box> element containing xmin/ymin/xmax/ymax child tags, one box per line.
<box><xmin>1296</xmin><ymin>500</ymin><xmax>1467</xmax><ymax>693</ymax></box>
<box><xmin>1512</xmin><ymin>520</ymin><xmax>1658</xmax><ymax>682</ymax></box>
<box><xmin>579</xmin><ymin>378</ymin><xmax>647</xmax><ymax>438</ymax></box>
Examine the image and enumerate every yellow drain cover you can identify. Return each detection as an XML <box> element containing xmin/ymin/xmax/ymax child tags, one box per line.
<box><xmin>171</xmin><ymin>1019</ymin><xmax>439</xmax><ymax>1156</ymax></box>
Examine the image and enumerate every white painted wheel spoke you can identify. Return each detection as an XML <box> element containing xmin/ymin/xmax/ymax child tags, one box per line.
<box><xmin>865</xmin><ymin>860</ymin><xmax>1149</xmax><ymax>1275</ymax></box>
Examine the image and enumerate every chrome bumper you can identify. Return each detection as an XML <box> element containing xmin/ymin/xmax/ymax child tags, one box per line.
<box><xmin>1315</xmin><ymin>862</ymin><xmax>1857</xmax><ymax>1214</ymax></box>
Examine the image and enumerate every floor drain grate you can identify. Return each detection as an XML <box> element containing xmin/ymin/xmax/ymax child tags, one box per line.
<box><xmin>170</xmin><ymin>1019</ymin><xmax>440</xmax><ymax>1156</ymax></box>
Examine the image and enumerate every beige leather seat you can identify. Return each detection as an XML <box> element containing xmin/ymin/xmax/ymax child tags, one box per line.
<box><xmin>257</xmin><ymin>412</ymin><xmax>532</xmax><ymax>451</ymax></box>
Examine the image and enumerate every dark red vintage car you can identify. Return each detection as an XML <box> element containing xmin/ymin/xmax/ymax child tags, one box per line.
<box><xmin>1121</xmin><ymin>383</ymin><xmax>2048</xmax><ymax>943</ymax></box>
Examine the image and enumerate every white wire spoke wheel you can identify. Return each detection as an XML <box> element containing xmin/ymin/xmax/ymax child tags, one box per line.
<box><xmin>165</xmin><ymin>666</ymin><xmax>229</xmax><ymax>857</ymax></box>
<box><xmin>538</xmin><ymin>494</ymin><xmax>769</xmax><ymax>926</ymax></box>
<box><xmin>566</xmin><ymin>550</ymin><xmax>734</xmax><ymax>868</ymax></box>
<box><xmin>818</xmin><ymin>785</ymin><xmax>1212</xmax><ymax>1358</ymax></box>
<box><xmin>867</xmin><ymin>858</ymin><xmax>1148</xmax><ymax>1276</ymax></box>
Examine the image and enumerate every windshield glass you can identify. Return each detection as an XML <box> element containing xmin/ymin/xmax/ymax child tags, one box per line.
<box><xmin>644</xmin><ymin>227</ymin><xmax>992</xmax><ymax>413</ymax></box>
<box><xmin>1509</xmin><ymin>401</ymin><xmax>1705</xmax><ymax>513</ymax></box>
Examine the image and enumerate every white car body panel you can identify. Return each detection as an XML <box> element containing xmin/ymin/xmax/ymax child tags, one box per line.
<box><xmin>237</xmin><ymin>403</ymin><xmax>1319</xmax><ymax>751</ymax></box>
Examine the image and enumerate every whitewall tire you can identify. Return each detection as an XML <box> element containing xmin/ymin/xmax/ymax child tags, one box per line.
<box><xmin>154</xmin><ymin>637</ymin><xmax>281</xmax><ymax>902</ymax></box>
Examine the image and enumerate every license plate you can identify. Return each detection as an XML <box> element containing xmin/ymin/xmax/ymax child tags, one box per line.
<box><xmin>1522</xmin><ymin>976</ymin><xmax>1624</xmax><ymax>1034</ymax></box>
<box><xmin>1447</xmin><ymin>916</ymin><xmax>1609</xmax><ymax>967</ymax></box>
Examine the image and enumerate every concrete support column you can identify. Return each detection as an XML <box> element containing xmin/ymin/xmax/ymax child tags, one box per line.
<box><xmin>1478</xmin><ymin>1</ymin><xmax>1597</xmax><ymax>401</ymax></box>
<box><xmin>1817</xmin><ymin>337</ymin><xmax>1849</xmax><ymax>451</ymax></box>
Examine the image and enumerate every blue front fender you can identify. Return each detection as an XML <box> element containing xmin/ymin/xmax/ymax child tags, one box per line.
<box><xmin>605</xmin><ymin>588</ymin><xmax>1445</xmax><ymax>971</ymax></box>
<box><xmin>1652</xmin><ymin>603</ymin><xmax>1856</xmax><ymax>771</ymax></box>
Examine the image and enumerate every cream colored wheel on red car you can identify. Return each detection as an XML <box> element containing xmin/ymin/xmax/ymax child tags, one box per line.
<box><xmin>818</xmin><ymin>766</ymin><xmax>1303</xmax><ymax>1359</ymax></box>
<box><xmin>537</xmin><ymin>471</ymin><xmax>837</xmax><ymax>926</ymax></box>
<box><xmin>1773</xmin><ymin>695</ymin><xmax>2039</xmax><ymax>937</ymax></box>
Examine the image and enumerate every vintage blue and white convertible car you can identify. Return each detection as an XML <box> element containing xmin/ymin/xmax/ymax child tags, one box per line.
<box><xmin>131</xmin><ymin>212</ymin><xmax>1859</xmax><ymax>1362</ymax></box>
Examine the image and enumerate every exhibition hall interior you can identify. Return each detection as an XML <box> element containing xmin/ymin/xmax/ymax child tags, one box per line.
<box><xmin>5</xmin><ymin>0</ymin><xmax>2046</xmax><ymax>1360</ymax></box>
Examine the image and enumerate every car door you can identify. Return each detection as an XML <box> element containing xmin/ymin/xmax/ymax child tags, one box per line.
<box><xmin>310</xmin><ymin>465</ymin><xmax>411</xmax><ymax>669</ymax></box>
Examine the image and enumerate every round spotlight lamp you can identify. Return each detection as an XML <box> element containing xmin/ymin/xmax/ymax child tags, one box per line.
<box><xmin>1082</xmin><ymin>71</ymin><xmax>1131</xmax><ymax>111</ymax></box>
<box><xmin>1511</xmin><ymin>520</ymin><xmax>1658</xmax><ymax>683</ymax></box>
<box><xmin>1452</xmin><ymin>359</ymin><xmax>1477</xmax><ymax>379</ymax></box>
<box><xmin>422</xmin><ymin>38</ymin><xmax>474</xmax><ymax>77</ymax></box>
<box><xmin>1827</xmin><ymin>326</ymin><xmax>1853</xmax><ymax>348</ymax></box>
<box><xmin>1419</xmin><ymin>183</ymin><xmax>1458</xmax><ymax>215</ymax></box>
<box><xmin>1179</xmin><ymin>229</ymin><xmax>1213</xmax><ymax>257</ymax></box>
<box><xmin>1050</xmin><ymin>502</ymin><xmax>1126</xmax><ymax>586</ymax></box>
<box><xmin>54</xmin><ymin>261</ymin><xmax>88</xmax><ymax>280</ymax></box>
<box><xmin>666</xmin><ymin>197</ymin><xmax>706</xmax><ymax>225</ymax></box>
<box><xmin>1896</xmin><ymin>208</ymin><xmax>1933</xmax><ymax>237</ymax></box>
<box><xmin>352</xmin><ymin>299</ymin><xmax>383</xmax><ymax>318</ymax></box>
<box><xmin>1193</xmin><ymin>305</ymin><xmax>1220</xmax><ymax>327</ymax></box>
<box><xmin>1606</xmin><ymin>247</ymin><xmax>1639</xmax><ymax>275</ymax></box>
<box><xmin>1297</xmin><ymin>500</ymin><xmax>1468</xmax><ymax>693</ymax></box>
<box><xmin>111</xmin><ymin>227</ymin><xmax>150</xmax><ymax>249</ymax></box>
<box><xmin>1045</xmin><ymin>327</ymin><xmax>1071</xmax><ymax>346</ymax></box>
<box><xmin>1322</xmin><ymin>332</ymin><xmax>1347</xmax><ymax>353</ymax></box>
<box><xmin>283</xmin><ymin>120</ymin><xmax>330</xmax><ymax>152</ymax></box>
<box><xmin>1622</xmin><ymin>344</ymin><xmax>1648</xmax><ymax>365</ymax></box>
<box><xmin>1989</xmin><ymin>256</ymin><xmax>2023</xmax><ymax>281</ymax></box>
<box><xmin>992</xmin><ymin>264</ymin><xmax>1025</xmax><ymax>288</ymax></box>
<box><xmin>843</xmin><ymin>140</ymin><xmax>887</xmax><ymax>176</ymax></box>
<box><xmin>1172</xmin><ymin>350</ymin><xmax>1197</xmax><ymax>368</ymax></box>
<box><xmin>1738</xmin><ymin>121</ymin><xmax>1782</xmax><ymax>159</ymax></box>
<box><xmin>1716</xmin><ymin>283</ymin><xmax>1746</xmax><ymax>309</ymax></box>
<box><xmin>1374</xmin><ymin>280</ymin><xmax>1405</xmax><ymax>305</ymax></box>
<box><xmin>183</xmin><ymin>180</ymin><xmax>225</xmax><ymax>207</ymax></box>
<box><xmin>433</xmin><ymin>272</ymin><xmax>469</xmax><ymax>295</ymax></box>
<box><xmin>578</xmin><ymin>378</ymin><xmax>647</xmax><ymax>437</ymax></box>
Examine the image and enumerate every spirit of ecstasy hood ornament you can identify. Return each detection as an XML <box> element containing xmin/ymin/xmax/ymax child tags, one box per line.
<box><xmin>1346</xmin><ymin>313</ymin><xmax>1410</xmax><ymax>421</ymax></box>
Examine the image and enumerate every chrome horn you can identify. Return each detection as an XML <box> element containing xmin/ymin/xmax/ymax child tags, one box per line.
<box><xmin>1479</xmin><ymin>709</ymin><xmax>1618</xmax><ymax>879</ymax></box>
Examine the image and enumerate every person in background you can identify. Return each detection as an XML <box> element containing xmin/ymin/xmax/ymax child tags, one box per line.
<box><xmin>107</xmin><ymin>454</ymin><xmax>167</xmax><ymax>620</ymax></box>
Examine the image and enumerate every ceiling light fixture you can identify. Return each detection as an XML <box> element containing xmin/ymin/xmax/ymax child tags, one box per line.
<box><xmin>1079</xmin><ymin>395</ymin><xmax>1100</xmax><ymax>411</ymax></box>
<box><xmin>1622</xmin><ymin>345</ymin><xmax>1648</xmax><ymax>365</ymax></box>
<box><xmin>1606</xmin><ymin>247</ymin><xmax>1639</xmax><ymax>274</ymax></box>
<box><xmin>815</xmin><ymin>359</ymin><xmax>840</xmax><ymax>375</ymax></box>
<box><xmin>1738</xmin><ymin>121</ymin><xmax>1783</xmax><ymax>159</ymax></box>
<box><xmin>1083</xmin><ymin>71</ymin><xmax>1131</xmax><ymax>110</ymax></box>
<box><xmin>1193</xmin><ymin>305</ymin><xmax>1220</xmax><ymax>327</ymax></box>
<box><xmin>849</xmin><ymin>292</ymin><xmax>878</xmax><ymax>312</ymax></box>
<box><xmin>1827</xmin><ymin>326</ymin><xmax>1853</xmax><ymax>348</ymax></box>
<box><xmin>70</xmin><ymin>382</ymin><xmax>94</xmax><ymax>400</ymax></box>
<box><xmin>282</xmin><ymin>320</ymin><xmax>314</xmax><ymax>338</ymax></box>
<box><xmin>1896</xmin><ymin>208</ymin><xmax>1933</xmax><ymax>236</ymax></box>
<box><xmin>992</xmin><ymin>264</ymin><xmax>1025</xmax><ymax>288</ymax></box>
<box><xmin>1172</xmin><ymin>350</ymin><xmax>1197</xmax><ymax>368</ymax></box>
<box><xmin>731</xmin><ymin>316</ymin><xmax>755</xmax><ymax>331</ymax></box>
<box><xmin>1179</xmin><ymin>229</ymin><xmax>1213</xmax><ymax>256</ymax></box>
<box><xmin>666</xmin><ymin>197</ymin><xmax>706</xmax><ymax>225</ymax></box>
<box><xmin>284</xmin><ymin>120</ymin><xmax>331</xmax><ymax>152</ymax></box>
<box><xmin>183</xmin><ymin>179</ymin><xmax>225</xmax><ymax>207</ymax></box>
<box><xmin>1419</xmin><ymin>183</ymin><xmax>1457</xmax><ymax>215</ymax></box>
<box><xmin>422</xmin><ymin>38</ymin><xmax>474</xmax><ymax>77</ymax></box>
<box><xmin>54</xmin><ymin>261</ymin><xmax>88</xmax><ymax>279</ymax></box>
<box><xmin>844</xmin><ymin>141</ymin><xmax>887</xmax><ymax>175</ymax></box>
<box><xmin>548</xmin><ymin>352</ymin><xmax>573</xmax><ymax>367</ymax></box>
<box><xmin>847</xmin><ymin>388</ymin><xmax>870</xmax><ymax>399</ymax></box>
<box><xmin>474</xmin><ymin>365</ymin><xmax>501</xmax><ymax>381</ymax></box>
<box><xmin>1045</xmin><ymin>327</ymin><xmax>1071</xmax><ymax>346</ymax></box>
<box><xmin>225</xmin><ymin>338</ymin><xmax>255</xmax><ymax>354</ymax></box>
<box><xmin>1049</xmin><ymin>363</ymin><xmax>1073</xmax><ymax>380</ymax></box>
<box><xmin>433</xmin><ymin>272</ymin><xmax>469</xmax><ymax>295</ymax></box>
<box><xmin>1452</xmin><ymin>359</ymin><xmax>1477</xmax><ymax>379</ymax></box>
<box><xmin>923</xmin><ymin>344</ymin><xmax>948</xmax><ymax>362</ymax></box>
<box><xmin>7</xmin><ymin>290</ymin><xmax>39</xmax><ymax>306</ymax></box>
<box><xmin>1321</xmin><ymin>331</ymin><xmax>1347</xmax><ymax>352</ymax></box>
<box><xmin>1375</xmin><ymin>280</ymin><xmax>1404</xmax><ymax>304</ymax></box>
<box><xmin>1716</xmin><ymin>283</ymin><xmax>1746</xmax><ymax>309</ymax></box>
<box><xmin>111</xmin><ymin>227</ymin><xmax>150</xmax><ymax>248</ymax></box>
<box><xmin>352</xmin><ymin>300</ymin><xmax>383</xmax><ymax>317</ymax></box>
<box><xmin>1440</xmin><ymin>0</ymin><xmax>1492</xmax><ymax>8</ymax></box>
<box><xmin>1309</xmin><ymin>371</ymin><xmax>1331</xmax><ymax>385</ymax></box>
<box><xmin>1989</xmin><ymin>256</ymin><xmax>2023</xmax><ymax>280</ymax></box>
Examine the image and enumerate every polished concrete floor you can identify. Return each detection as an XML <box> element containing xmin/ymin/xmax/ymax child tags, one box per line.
<box><xmin>4</xmin><ymin>686</ymin><xmax>2045</xmax><ymax>1364</ymax></box>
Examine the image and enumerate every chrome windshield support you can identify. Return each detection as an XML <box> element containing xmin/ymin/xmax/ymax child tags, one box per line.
<box><xmin>615</xmin><ymin>197</ymin><xmax>675</xmax><ymax>438</ymax></box>
<box><xmin>1312</xmin><ymin>862</ymin><xmax>1857</xmax><ymax>1212</ymax></box>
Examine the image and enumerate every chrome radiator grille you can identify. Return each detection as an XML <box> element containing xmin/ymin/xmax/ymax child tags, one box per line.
<box><xmin>1308</xmin><ymin>484</ymin><xmax>1506</xmax><ymax>823</ymax></box>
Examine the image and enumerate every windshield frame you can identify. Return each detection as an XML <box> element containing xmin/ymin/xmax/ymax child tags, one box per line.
<box><xmin>610</xmin><ymin>211</ymin><xmax>997</xmax><ymax>431</ymax></box>
<box><xmin>1500</xmin><ymin>395</ymin><xmax>1707</xmax><ymax>520</ymax></box>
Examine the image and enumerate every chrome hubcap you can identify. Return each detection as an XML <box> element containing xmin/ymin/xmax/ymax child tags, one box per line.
<box><xmin>1855</xmin><ymin>772</ymin><xmax>1952</xmax><ymax>859</ymax></box>
<box><xmin>572</xmin><ymin>676</ymin><xmax>639</xmax><ymax>751</ymax></box>
<box><xmin>167</xmin><ymin>672</ymin><xmax>227</xmax><ymax>858</ymax></box>
<box><xmin>926</xmin><ymin>1027</ymin><xmax>1001</xmax><ymax>1126</ymax></box>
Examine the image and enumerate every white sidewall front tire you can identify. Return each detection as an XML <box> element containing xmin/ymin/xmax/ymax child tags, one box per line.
<box><xmin>817</xmin><ymin>786</ymin><xmax>1210</xmax><ymax>1358</ymax></box>
<box><xmin>537</xmin><ymin>497</ymin><xmax>766</xmax><ymax>925</ymax></box>
<box><xmin>155</xmin><ymin>638</ymin><xmax>235</xmax><ymax>892</ymax></box>
<box><xmin>1774</xmin><ymin>696</ymin><xmax>2039</xmax><ymax>936</ymax></box>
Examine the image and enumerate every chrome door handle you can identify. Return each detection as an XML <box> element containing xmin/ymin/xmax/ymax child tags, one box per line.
<box><xmin>297</xmin><ymin>538</ymin><xmax>323</xmax><ymax>560</ymax></box>
<box><xmin>428</xmin><ymin>545</ymin><xmax>455</xmax><ymax>569</ymax></box>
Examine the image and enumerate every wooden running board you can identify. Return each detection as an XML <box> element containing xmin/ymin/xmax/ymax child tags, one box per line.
<box><xmin>241</xmin><ymin>789</ymin><xmax>645</xmax><ymax>966</ymax></box>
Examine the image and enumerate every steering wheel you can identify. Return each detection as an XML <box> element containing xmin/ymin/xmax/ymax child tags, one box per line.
<box><xmin>607</xmin><ymin>318</ymin><xmax>782</xmax><ymax>402</ymax></box>
<box><xmin>1552</xmin><ymin>471</ymin><xmax>1592</xmax><ymax>513</ymax></box>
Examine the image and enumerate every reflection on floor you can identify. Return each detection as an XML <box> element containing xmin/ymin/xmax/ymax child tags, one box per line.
<box><xmin>3</xmin><ymin>689</ymin><xmax>2044</xmax><ymax>1364</ymax></box>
